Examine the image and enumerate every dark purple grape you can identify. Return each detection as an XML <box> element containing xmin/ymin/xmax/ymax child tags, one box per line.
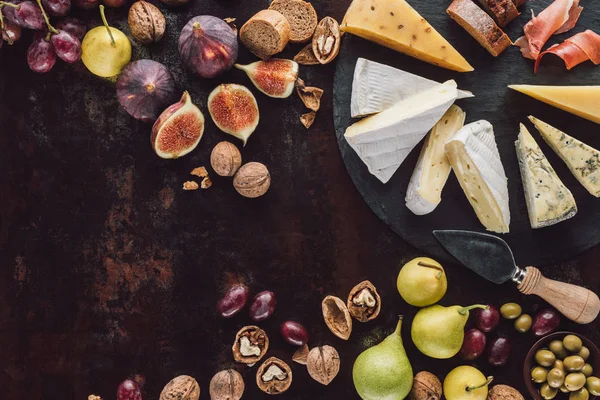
<box><xmin>27</xmin><ymin>37</ymin><xmax>56</xmax><ymax>73</ymax></box>
<box><xmin>11</xmin><ymin>1</ymin><xmax>45</xmax><ymax>29</ymax></box>
<box><xmin>249</xmin><ymin>291</ymin><xmax>277</xmax><ymax>321</ymax></box>
<box><xmin>55</xmin><ymin>17</ymin><xmax>86</xmax><ymax>40</ymax></box>
<box><xmin>117</xmin><ymin>379</ymin><xmax>142</xmax><ymax>400</ymax></box>
<box><xmin>474</xmin><ymin>305</ymin><xmax>500</xmax><ymax>333</ymax></box>
<box><xmin>2</xmin><ymin>21</ymin><xmax>23</xmax><ymax>43</ymax></box>
<box><xmin>487</xmin><ymin>333</ymin><xmax>511</xmax><ymax>366</ymax></box>
<box><xmin>42</xmin><ymin>0</ymin><xmax>70</xmax><ymax>16</ymax></box>
<box><xmin>50</xmin><ymin>30</ymin><xmax>81</xmax><ymax>63</ymax></box>
<box><xmin>460</xmin><ymin>328</ymin><xmax>487</xmax><ymax>360</ymax></box>
<box><xmin>532</xmin><ymin>308</ymin><xmax>561</xmax><ymax>337</ymax></box>
<box><xmin>72</xmin><ymin>0</ymin><xmax>99</xmax><ymax>9</ymax></box>
<box><xmin>216</xmin><ymin>284</ymin><xmax>249</xmax><ymax>318</ymax></box>
<box><xmin>280</xmin><ymin>321</ymin><xmax>309</xmax><ymax>346</ymax></box>
<box><xmin>103</xmin><ymin>0</ymin><xmax>126</xmax><ymax>7</ymax></box>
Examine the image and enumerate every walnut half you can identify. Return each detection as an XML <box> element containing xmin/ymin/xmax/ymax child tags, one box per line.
<box><xmin>312</xmin><ymin>17</ymin><xmax>340</xmax><ymax>64</ymax></box>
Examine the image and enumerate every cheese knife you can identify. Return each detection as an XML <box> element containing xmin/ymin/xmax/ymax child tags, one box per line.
<box><xmin>433</xmin><ymin>230</ymin><xmax>600</xmax><ymax>324</ymax></box>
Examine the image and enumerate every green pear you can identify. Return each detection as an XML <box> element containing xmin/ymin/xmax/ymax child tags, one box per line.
<box><xmin>411</xmin><ymin>304</ymin><xmax>487</xmax><ymax>359</ymax></box>
<box><xmin>444</xmin><ymin>366</ymin><xmax>493</xmax><ymax>400</ymax></box>
<box><xmin>397</xmin><ymin>257</ymin><xmax>447</xmax><ymax>307</ymax></box>
<box><xmin>353</xmin><ymin>317</ymin><xmax>413</xmax><ymax>400</ymax></box>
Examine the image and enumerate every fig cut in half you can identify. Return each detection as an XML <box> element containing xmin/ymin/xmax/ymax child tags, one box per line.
<box><xmin>151</xmin><ymin>91</ymin><xmax>205</xmax><ymax>159</ymax></box>
<box><xmin>235</xmin><ymin>59</ymin><xmax>298</xmax><ymax>99</ymax></box>
<box><xmin>208</xmin><ymin>84</ymin><xmax>259</xmax><ymax>146</ymax></box>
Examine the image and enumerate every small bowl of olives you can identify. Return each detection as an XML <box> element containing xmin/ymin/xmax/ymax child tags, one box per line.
<box><xmin>524</xmin><ymin>332</ymin><xmax>600</xmax><ymax>400</ymax></box>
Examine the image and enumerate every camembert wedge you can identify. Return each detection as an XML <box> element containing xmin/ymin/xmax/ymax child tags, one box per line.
<box><xmin>529</xmin><ymin>116</ymin><xmax>600</xmax><ymax>197</ymax></box>
<box><xmin>351</xmin><ymin>58</ymin><xmax>473</xmax><ymax>118</ymax></box>
<box><xmin>341</xmin><ymin>0</ymin><xmax>474</xmax><ymax>72</ymax></box>
<box><xmin>515</xmin><ymin>123</ymin><xmax>577</xmax><ymax>229</ymax></box>
<box><xmin>345</xmin><ymin>81</ymin><xmax>459</xmax><ymax>184</ymax></box>
<box><xmin>445</xmin><ymin>120</ymin><xmax>510</xmax><ymax>233</ymax></box>
<box><xmin>405</xmin><ymin>105</ymin><xmax>466</xmax><ymax>215</ymax></box>
<box><xmin>509</xmin><ymin>85</ymin><xmax>600</xmax><ymax>124</ymax></box>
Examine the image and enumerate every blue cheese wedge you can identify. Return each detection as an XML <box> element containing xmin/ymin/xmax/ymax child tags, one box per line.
<box><xmin>351</xmin><ymin>58</ymin><xmax>473</xmax><ymax>118</ymax></box>
<box><xmin>530</xmin><ymin>116</ymin><xmax>600</xmax><ymax>197</ymax></box>
<box><xmin>345</xmin><ymin>81</ymin><xmax>459</xmax><ymax>184</ymax></box>
<box><xmin>445</xmin><ymin>120</ymin><xmax>510</xmax><ymax>233</ymax></box>
<box><xmin>405</xmin><ymin>105</ymin><xmax>466</xmax><ymax>215</ymax></box>
<box><xmin>516</xmin><ymin>123</ymin><xmax>577</xmax><ymax>229</ymax></box>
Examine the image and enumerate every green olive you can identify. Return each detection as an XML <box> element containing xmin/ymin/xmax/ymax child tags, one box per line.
<box><xmin>554</xmin><ymin>360</ymin><xmax>565</xmax><ymax>371</ymax></box>
<box><xmin>570</xmin><ymin>388</ymin><xmax>590</xmax><ymax>400</ymax></box>
<box><xmin>565</xmin><ymin>373</ymin><xmax>587</xmax><ymax>391</ymax></box>
<box><xmin>581</xmin><ymin>364</ymin><xmax>593</xmax><ymax>377</ymax></box>
<box><xmin>560</xmin><ymin>384</ymin><xmax>571</xmax><ymax>393</ymax></box>
<box><xmin>548</xmin><ymin>368</ymin><xmax>566</xmax><ymax>388</ymax></box>
<box><xmin>532</xmin><ymin>366</ymin><xmax>550</xmax><ymax>383</ymax></box>
<box><xmin>565</xmin><ymin>356</ymin><xmax>586</xmax><ymax>372</ymax></box>
<box><xmin>578</xmin><ymin>347</ymin><xmax>590</xmax><ymax>361</ymax></box>
<box><xmin>550</xmin><ymin>340</ymin><xmax>569</xmax><ymax>359</ymax></box>
<box><xmin>514</xmin><ymin>313</ymin><xmax>532</xmax><ymax>333</ymax></box>
<box><xmin>587</xmin><ymin>376</ymin><xmax>600</xmax><ymax>396</ymax></box>
<box><xmin>536</xmin><ymin>349</ymin><xmax>558</xmax><ymax>367</ymax></box>
<box><xmin>563</xmin><ymin>335</ymin><xmax>583</xmax><ymax>353</ymax></box>
<box><xmin>500</xmin><ymin>302</ymin><xmax>522</xmax><ymax>319</ymax></box>
<box><xmin>540</xmin><ymin>383</ymin><xmax>559</xmax><ymax>399</ymax></box>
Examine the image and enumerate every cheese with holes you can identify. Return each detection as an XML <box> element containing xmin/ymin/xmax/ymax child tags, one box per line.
<box><xmin>515</xmin><ymin>123</ymin><xmax>577</xmax><ymax>228</ymax></box>
<box><xmin>351</xmin><ymin>58</ymin><xmax>473</xmax><ymax>118</ymax></box>
<box><xmin>445</xmin><ymin>120</ymin><xmax>510</xmax><ymax>233</ymax></box>
<box><xmin>405</xmin><ymin>105</ymin><xmax>466</xmax><ymax>215</ymax></box>
<box><xmin>341</xmin><ymin>0</ymin><xmax>474</xmax><ymax>72</ymax></box>
<box><xmin>345</xmin><ymin>81</ymin><xmax>459</xmax><ymax>184</ymax></box>
<box><xmin>529</xmin><ymin>116</ymin><xmax>600</xmax><ymax>197</ymax></box>
<box><xmin>509</xmin><ymin>85</ymin><xmax>600</xmax><ymax>124</ymax></box>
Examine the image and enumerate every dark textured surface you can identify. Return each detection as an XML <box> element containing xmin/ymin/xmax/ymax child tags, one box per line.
<box><xmin>334</xmin><ymin>0</ymin><xmax>600</xmax><ymax>266</ymax></box>
<box><xmin>0</xmin><ymin>0</ymin><xmax>598</xmax><ymax>399</ymax></box>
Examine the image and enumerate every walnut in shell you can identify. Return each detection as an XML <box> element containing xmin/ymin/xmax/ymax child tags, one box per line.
<box><xmin>408</xmin><ymin>371</ymin><xmax>442</xmax><ymax>400</ymax></box>
<box><xmin>347</xmin><ymin>280</ymin><xmax>381</xmax><ymax>322</ymax></box>
<box><xmin>312</xmin><ymin>17</ymin><xmax>340</xmax><ymax>64</ymax></box>
<box><xmin>488</xmin><ymin>384</ymin><xmax>525</xmax><ymax>400</ymax></box>
<box><xmin>321</xmin><ymin>295</ymin><xmax>352</xmax><ymax>340</ymax></box>
<box><xmin>306</xmin><ymin>345</ymin><xmax>340</xmax><ymax>386</ymax></box>
<box><xmin>211</xmin><ymin>141</ymin><xmax>242</xmax><ymax>177</ymax></box>
<box><xmin>128</xmin><ymin>0</ymin><xmax>166</xmax><ymax>44</ymax></box>
<box><xmin>160</xmin><ymin>375</ymin><xmax>200</xmax><ymax>400</ymax></box>
<box><xmin>209</xmin><ymin>369</ymin><xmax>244</xmax><ymax>400</ymax></box>
<box><xmin>233</xmin><ymin>162</ymin><xmax>271</xmax><ymax>198</ymax></box>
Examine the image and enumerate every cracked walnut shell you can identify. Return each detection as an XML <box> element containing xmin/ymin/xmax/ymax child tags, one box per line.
<box><xmin>322</xmin><ymin>295</ymin><xmax>352</xmax><ymax>340</ymax></box>
<box><xmin>312</xmin><ymin>17</ymin><xmax>340</xmax><ymax>64</ymax></box>
<box><xmin>232</xmin><ymin>325</ymin><xmax>269</xmax><ymax>365</ymax></box>
<box><xmin>233</xmin><ymin>162</ymin><xmax>271</xmax><ymax>198</ymax></box>
<box><xmin>256</xmin><ymin>357</ymin><xmax>292</xmax><ymax>395</ymax></box>
<box><xmin>160</xmin><ymin>375</ymin><xmax>200</xmax><ymax>400</ymax></box>
<box><xmin>347</xmin><ymin>280</ymin><xmax>381</xmax><ymax>322</ymax></box>
<box><xmin>211</xmin><ymin>141</ymin><xmax>242</xmax><ymax>177</ymax></box>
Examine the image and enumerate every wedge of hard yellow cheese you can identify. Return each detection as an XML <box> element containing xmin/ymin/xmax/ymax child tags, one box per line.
<box><xmin>509</xmin><ymin>85</ymin><xmax>600</xmax><ymax>124</ymax></box>
<box><xmin>341</xmin><ymin>0</ymin><xmax>473</xmax><ymax>72</ymax></box>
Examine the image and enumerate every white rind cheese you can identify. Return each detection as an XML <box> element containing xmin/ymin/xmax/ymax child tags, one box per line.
<box><xmin>515</xmin><ymin>123</ymin><xmax>577</xmax><ymax>229</ymax></box>
<box><xmin>345</xmin><ymin>81</ymin><xmax>459</xmax><ymax>184</ymax></box>
<box><xmin>405</xmin><ymin>105</ymin><xmax>466</xmax><ymax>215</ymax></box>
<box><xmin>351</xmin><ymin>58</ymin><xmax>473</xmax><ymax>118</ymax></box>
<box><xmin>529</xmin><ymin>116</ymin><xmax>600</xmax><ymax>197</ymax></box>
<box><xmin>445</xmin><ymin>120</ymin><xmax>510</xmax><ymax>233</ymax></box>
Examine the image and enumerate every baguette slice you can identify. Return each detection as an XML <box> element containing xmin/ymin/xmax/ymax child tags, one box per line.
<box><xmin>477</xmin><ymin>0</ymin><xmax>519</xmax><ymax>27</ymax></box>
<box><xmin>447</xmin><ymin>0</ymin><xmax>512</xmax><ymax>57</ymax></box>
<box><xmin>269</xmin><ymin>0</ymin><xmax>318</xmax><ymax>43</ymax></box>
<box><xmin>240</xmin><ymin>10</ymin><xmax>291</xmax><ymax>59</ymax></box>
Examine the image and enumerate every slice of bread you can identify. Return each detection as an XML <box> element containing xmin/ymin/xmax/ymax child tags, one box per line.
<box><xmin>477</xmin><ymin>0</ymin><xmax>520</xmax><ymax>27</ymax></box>
<box><xmin>447</xmin><ymin>0</ymin><xmax>512</xmax><ymax>57</ymax></box>
<box><xmin>269</xmin><ymin>0</ymin><xmax>318</xmax><ymax>43</ymax></box>
<box><xmin>240</xmin><ymin>10</ymin><xmax>291</xmax><ymax>59</ymax></box>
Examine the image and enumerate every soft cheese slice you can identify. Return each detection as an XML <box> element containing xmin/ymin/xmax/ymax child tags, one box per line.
<box><xmin>509</xmin><ymin>85</ymin><xmax>600</xmax><ymax>124</ymax></box>
<box><xmin>529</xmin><ymin>116</ymin><xmax>600</xmax><ymax>197</ymax></box>
<box><xmin>515</xmin><ymin>123</ymin><xmax>577</xmax><ymax>229</ymax></box>
<box><xmin>405</xmin><ymin>105</ymin><xmax>466</xmax><ymax>215</ymax></box>
<box><xmin>341</xmin><ymin>0</ymin><xmax>474</xmax><ymax>72</ymax></box>
<box><xmin>445</xmin><ymin>120</ymin><xmax>510</xmax><ymax>233</ymax></box>
<box><xmin>345</xmin><ymin>81</ymin><xmax>459</xmax><ymax>184</ymax></box>
<box><xmin>351</xmin><ymin>58</ymin><xmax>473</xmax><ymax>118</ymax></box>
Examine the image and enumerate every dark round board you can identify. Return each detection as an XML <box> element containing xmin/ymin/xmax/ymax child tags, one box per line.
<box><xmin>333</xmin><ymin>0</ymin><xmax>600</xmax><ymax>266</ymax></box>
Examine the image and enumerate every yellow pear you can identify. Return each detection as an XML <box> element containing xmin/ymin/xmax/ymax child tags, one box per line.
<box><xmin>444</xmin><ymin>366</ymin><xmax>493</xmax><ymax>400</ymax></box>
<box><xmin>397</xmin><ymin>257</ymin><xmax>447</xmax><ymax>307</ymax></box>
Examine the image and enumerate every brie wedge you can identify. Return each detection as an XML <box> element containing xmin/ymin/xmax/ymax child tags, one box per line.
<box><xmin>516</xmin><ymin>123</ymin><xmax>577</xmax><ymax>228</ymax></box>
<box><xmin>405</xmin><ymin>105</ymin><xmax>466</xmax><ymax>215</ymax></box>
<box><xmin>529</xmin><ymin>116</ymin><xmax>600</xmax><ymax>197</ymax></box>
<box><xmin>351</xmin><ymin>58</ymin><xmax>473</xmax><ymax>118</ymax></box>
<box><xmin>345</xmin><ymin>81</ymin><xmax>459</xmax><ymax>184</ymax></box>
<box><xmin>445</xmin><ymin>120</ymin><xmax>510</xmax><ymax>233</ymax></box>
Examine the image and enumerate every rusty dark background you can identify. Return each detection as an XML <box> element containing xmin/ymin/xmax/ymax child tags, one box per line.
<box><xmin>0</xmin><ymin>0</ymin><xmax>599</xmax><ymax>399</ymax></box>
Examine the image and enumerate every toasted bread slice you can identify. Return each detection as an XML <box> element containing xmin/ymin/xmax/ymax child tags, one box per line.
<box><xmin>240</xmin><ymin>10</ymin><xmax>291</xmax><ymax>59</ymax></box>
<box><xmin>477</xmin><ymin>0</ymin><xmax>519</xmax><ymax>27</ymax></box>
<box><xmin>269</xmin><ymin>0</ymin><xmax>318</xmax><ymax>43</ymax></box>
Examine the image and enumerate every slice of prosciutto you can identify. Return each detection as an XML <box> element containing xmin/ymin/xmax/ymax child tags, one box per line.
<box><xmin>515</xmin><ymin>0</ymin><xmax>583</xmax><ymax>60</ymax></box>
<box><xmin>535</xmin><ymin>30</ymin><xmax>600</xmax><ymax>72</ymax></box>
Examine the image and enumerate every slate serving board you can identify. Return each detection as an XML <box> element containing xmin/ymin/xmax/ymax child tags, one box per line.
<box><xmin>334</xmin><ymin>0</ymin><xmax>600</xmax><ymax>266</ymax></box>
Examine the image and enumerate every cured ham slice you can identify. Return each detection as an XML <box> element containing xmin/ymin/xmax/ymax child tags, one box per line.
<box><xmin>535</xmin><ymin>30</ymin><xmax>600</xmax><ymax>72</ymax></box>
<box><xmin>515</xmin><ymin>0</ymin><xmax>583</xmax><ymax>60</ymax></box>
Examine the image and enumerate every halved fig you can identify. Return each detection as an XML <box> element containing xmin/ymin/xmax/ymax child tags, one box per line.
<box><xmin>208</xmin><ymin>84</ymin><xmax>259</xmax><ymax>146</ymax></box>
<box><xmin>151</xmin><ymin>91</ymin><xmax>205</xmax><ymax>159</ymax></box>
<box><xmin>235</xmin><ymin>59</ymin><xmax>299</xmax><ymax>99</ymax></box>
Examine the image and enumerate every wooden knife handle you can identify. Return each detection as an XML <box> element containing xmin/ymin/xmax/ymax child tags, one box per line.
<box><xmin>518</xmin><ymin>266</ymin><xmax>600</xmax><ymax>324</ymax></box>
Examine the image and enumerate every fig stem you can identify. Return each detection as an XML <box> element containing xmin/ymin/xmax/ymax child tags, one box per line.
<box><xmin>35</xmin><ymin>0</ymin><xmax>58</xmax><ymax>34</ymax></box>
<box><xmin>99</xmin><ymin>5</ymin><xmax>116</xmax><ymax>46</ymax></box>
<box><xmin>466</xmin><ymin>376</ymin><xmax>494</xmax><ymax>392</ymax></box>
<box><xmin>458</xmin><ymin>304</ymin><xmax>488</xmax><ymax>315</ymax></box>
<box><xmin>417</xmin><ymin>261</ymin><xmax>444</xmax><ymax>279</ymax></box>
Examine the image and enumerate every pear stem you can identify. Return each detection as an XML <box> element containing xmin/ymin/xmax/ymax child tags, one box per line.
<box><xmin>394</xmin><ymin>315</ymin><xmax>404</xmax><ymax>335</ymax></box>
<box><xmin>458</xmin><ymin>304</ymin><xmax>489</xmax><ymax>315</ymax></box>
<box><xmin>35</xmin><ymin>0</ymin><xmax>58</xmax><ymax>34</ymax></box>
<box><xmin>417</xmin><ymin>261</ymin><xmax>444</xmax><ymax>279</ymax></box>
<box><xmin>99</xmin><ymin>5</ymin><xmax>116</xmax><ymax>47</ymax></box>
<box><xmin>466</xmin><ymin>376</ymin><xmax>494</xmax><ymax>392</ymax></box>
